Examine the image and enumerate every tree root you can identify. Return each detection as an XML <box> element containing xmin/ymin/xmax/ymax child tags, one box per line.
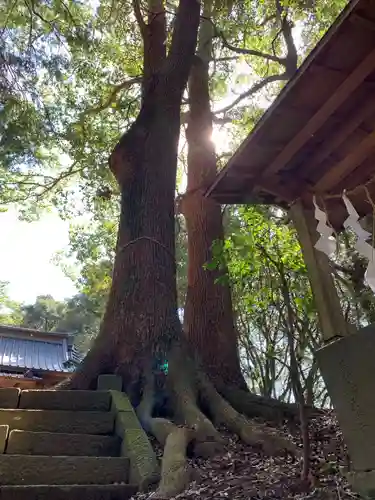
<box><xmin>136</xmin><ymin>365</ymin><xmax>197</xmax><ymax>499</ymax></box>
<box><xmin>167</xmin><ymin>344</ymin><xmax>223</xmax><ymax>444</ymax></box>
<box><xmin>152</xmin><ymin>423</ymin><xmax>195</xmax><ymax>499</ymax></box>
<box><xmin>59</xmin><ymin>342</ymin><xmax>302</xmax><ymax>498</ymax></box>
<box><xmin>140</xmin><ymin>345</ymin><xmax>300</xmax><ymax>498</ymax></box>
<box><xmin>198</xmin><ymin>371</ymin><xmax>300</xmax><ymax>457</ymax></box>
<box><xmin>221</xmin><ymin>385</ymin><xmax>323</xmax><ymax>423</ymax></box>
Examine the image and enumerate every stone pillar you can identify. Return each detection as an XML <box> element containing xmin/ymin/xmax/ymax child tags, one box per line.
<box><xmin>316</xmin><ymin>325</ymin><xmax>375</xmax><ymax>496</ymax></box>
<box><xmin>291</xmin><ymin>201</ymin><xmax>375</xmax><ymax>497</ymax></box>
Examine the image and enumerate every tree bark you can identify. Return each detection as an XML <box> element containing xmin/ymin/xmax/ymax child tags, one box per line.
<box><xmin>63</xmin><ymin>3</ymin><xmax>300</xmax><ymax>496</ymax></box>
<box><xmin>68</xmin><ymin>0</ymin><xmax>201</xmax><ymax>390</ymax></box>
<box><xmin>182</xmin><ymin>7</ymin><xmax>247</xmax><ymax>390</ymax></box>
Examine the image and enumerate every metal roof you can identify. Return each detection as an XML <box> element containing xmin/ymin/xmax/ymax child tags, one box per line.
<box><xmin>0</xmin><ymin>337</ymin><xmax>71</xmax><ymax>372</ymax></box>
<box><xmin>0</xmin><ymin>325</ymin><xmax>83</xmax><ymax>373</ymax></box>
<box><xmin>0</xmin><ymin>324</ymin><xmax>72</xmax><ymax>341</ymax></box>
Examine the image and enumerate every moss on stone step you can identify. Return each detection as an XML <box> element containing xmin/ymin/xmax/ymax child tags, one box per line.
<box><xmin>111</xmin><ymin>392</ymin><xmax>140</xmax><ymax>422</ymax></box>
<box><xmin>110</xmin><ymin>390</ymin><xmax>160</xmax><ymax>491</ymax></box>
<box><xmin>0</xmin><ymin>410</ymin><xmax>114</xmax><ymax>434</ymax></box>
<box><xmin>120</xmin><ymin>428</ymin><xmax>160</xmax><ymax>489</ymax></box>
<box><xmin>7</xmin><ymin>430</ymin><xmax>121</xmax><ymax>456</ymax></box>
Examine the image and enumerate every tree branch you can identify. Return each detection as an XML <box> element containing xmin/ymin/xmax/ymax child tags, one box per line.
<box><xmin>214</xmin><ymin>25</ymin><xmax>286</xmax><ymax>66</ymax></box>
<box><xmin>36</xmin><ymin>163</ymin><xmax>84</xmax><ymax>200</ymax></box>
<box><xmin>163</xmin><ymin>0</ymin><xmax>201</xmax><ymax>96</ymax></box>
<box><xmin>210</xmin><ymin>0</ymin><xmax>298</xmax><ymax>118</ymax></box>
<box><xmin>203</xmin><ymin>14</ymin><xmax>292</xmax><ymax>67</ymax></box>
<box><xmin>276</xmin><ymin>0</ymin><xmax>298</xmax><ymax>77</ymax></box>
<box><xmin>59</xmin><ymin>0</ymin><xmax>79</xmax><ymax>27</ymax></box>
<box><xmin>132</xmin><ymin>0</ymin><xmax>147</xmax><ymax>40</ymax></box>
<box><xmin>212</xmin><ymin>56</ymin><xmax>240</xmax><ymax>62</ymax></box>
<box><xmin>214</xmin><ymin>72</ymin><xmax>288</xmax><ymax>115</ymax></box>
<box><xmin>29</xmin><ymin>0</ymin><xmax>55</xmax><ymax>25</ymax></box>
<box><xmin>81</xmin><ymin>77</ymin><xmax>142</xmax><ymax>116</ymax></box>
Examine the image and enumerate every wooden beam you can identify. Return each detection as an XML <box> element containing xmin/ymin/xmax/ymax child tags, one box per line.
<box><xmin>315</xmin><ymin>130</ymin><xmax>375</xmax><ymax>191</ymax></box>
<box><xmin>290</xmin><ymin>201</ymin><xmax>350</xmax><ymax>341</ymax></box>
<box><xmin>208</xmin><ymin>190</ymin><xmax>264</xmax><ymax>205</ymax></box>
<box><xmin>301</xmin><ymin>98</ymin><xmax>375</xmax><ymax>179</ymax></box>
<box><xmin>262</xmin><ymin>47</ymin><xmax>375</xmax><ymax>178</ymax></box>
<box><xmin>254</xmin><ymin>178</ymin><xmax>295</xmax><ymax>202</ymax></box>
<box><xmin>351</xmin><ymin>13</ymin><xmax>375</xmax><ymax>31</ymax></box>
<box><xmin>206</xmin><ymin>1</ymin><xmax>363</xmax><ymax>202</ymax></box>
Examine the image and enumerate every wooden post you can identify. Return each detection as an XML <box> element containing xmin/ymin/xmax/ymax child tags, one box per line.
<box><xmin>290</xmin><ymin>201</ymin><xmax>350</xmax><ymax>341</ymax></box>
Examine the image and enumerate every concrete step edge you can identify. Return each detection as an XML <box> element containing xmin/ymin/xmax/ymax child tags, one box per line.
<box><xmin>0</xmin><ymin>484</ymin><xmax>138</xmax><ymax>500</ymax></box>
<box><xmin>0</xmin><ymin>410</ymin><xmax>114</xmax><ymax>434</ymax></box>
<box><xmin>6</xmin><ymin>430</ymin><xmax>121</xmax><ymax>457</ymax></box>
<box><xmin>0</xmin><ymin>455</ymin><xmax>130</xmax><ymax>485</ymax></box>
<box><xmin>19</xmin><ymin>390</ymin><xmax>111</xmax><ymax>411</ymax></box>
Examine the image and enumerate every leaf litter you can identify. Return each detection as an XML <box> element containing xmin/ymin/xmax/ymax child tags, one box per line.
<box><xmin>131</xmin><ymin>411</ymin><xmax>364</xmax><ymax>500</ymax></box>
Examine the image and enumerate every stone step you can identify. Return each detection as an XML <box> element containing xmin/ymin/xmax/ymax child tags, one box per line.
<box><xmin>0</xmin><ymin>484</ymin><xmax>137</xmax><ymax>500</ymax></box>
<box><xmin>7</xmin><ymin>430</ymin><xmax>121</xmax><ymax>457</ymax></box>
<box><xmin>19</xmin><ymin>390</ymin><xmax>111</xmax><ymax>411</ymax></box>
<box><xmin>0</xmin><ymin>388</ymin><xmax>20</xmax><ymax>409</ymax></box>
<box><xmin>0</xmin><ymin>456</ymin><xmax>130</xmax><ymax>485</ymax></box>
<box><xmin>0</xmin><ymin>410</ymin><xmax>114</xmax><ymax>434</ymax></box>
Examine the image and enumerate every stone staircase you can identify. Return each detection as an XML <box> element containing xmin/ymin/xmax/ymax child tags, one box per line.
<box><xmin>0</xmin><ymin>386</ymin><xmax>147</xmax><ymax>499</ymax></box>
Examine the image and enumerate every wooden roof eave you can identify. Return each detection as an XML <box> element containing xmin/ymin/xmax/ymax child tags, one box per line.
<box><xmin>205</xmin><ymin>0</ymin><xmax>362</xmax><ymax>202</ymax></box>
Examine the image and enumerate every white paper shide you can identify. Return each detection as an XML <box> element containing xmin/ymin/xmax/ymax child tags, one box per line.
<box><xmin>313</xmin><ymin>192</ymin><xmax>375</xmax><ymax>293</ymax></box>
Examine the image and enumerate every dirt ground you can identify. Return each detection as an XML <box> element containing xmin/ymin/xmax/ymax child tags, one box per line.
<box><xmin>132</xmin><ymin>412</ymin><xmax>361</xmax><ymax>500</ymax></box>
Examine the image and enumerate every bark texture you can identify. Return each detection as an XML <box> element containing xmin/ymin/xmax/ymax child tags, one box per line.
<box><xmin>68</xmin><ymin>0</ymin><xmax>201</xmax><ymax>390</ymax></box>
<box><xmin>63</xmin><ymin>3</ymin><xmax>299</xmax><ymax>497</ymax></box>
<box><xmin>182</xmin><ymin>12</ymin><xmax>246</xmax><ymax>390</ymax></box>
<box><xmin>182</xmin><ymin>192</ymin><xmax>246</xmax><ymax>389</ymax></box>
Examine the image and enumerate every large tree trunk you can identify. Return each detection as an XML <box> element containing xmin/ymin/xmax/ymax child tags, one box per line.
<box><xmin>182</xmin><ymin>9</ymin><xmax>247</xmax><ymax>390</ymax></box>
<box><xmin>63</xmin><ymin>3</ymin><xmax>302</xmax><ymax>497</ymax></box>
<box><xmin>68</xmin><ymin>0</ymin><xmax>201</xmax><ymax>391</ymax></box>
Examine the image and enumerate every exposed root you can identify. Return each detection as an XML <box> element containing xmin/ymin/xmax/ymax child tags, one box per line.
<box><xmin>221</xmin><ymin>385</ymin><xmax>323</xmax><ymax>423</ymax></box>
<box><xmin>143</xmin><ymin>345</ymin><xmax>301</xmax><ymax>498</ymax></box>
<box><xmin>58</xmin><ymin>340</ymin><xmax>305</xmax><ymax>498</ymax></box>
<box><xmin>137</xmin><ymin>366</ymin><xmax>197</xmax><ymax>499</ymax></box>
<box><xmin>198</xmin><ymin>371</ymin><xmax>300</xmax><ymax>458</ymax></box>
<box><xmin>192</xmin><ymin>440</ymin><xmax>223</xmax><ymax>458</ymax></box>
<box><xmin>152</xmin><ymin>424</ymin><xmax>195</xmax><ymax>499</ymax></box>
<box><xmin>168</xmin><ymin>344</ymin><xmax>223</xmax><ymax>444</ymax></box>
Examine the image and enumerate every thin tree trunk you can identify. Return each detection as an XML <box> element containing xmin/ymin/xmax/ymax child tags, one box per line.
<box><xmin>182</xmin><ymin>5</ymin><xmax>247</xmax><ymax>390</ymax></box>
<box><xmin>280</xmin><ymin>272</ymin><xmax>311</xmax><ymax>484</ymax></box>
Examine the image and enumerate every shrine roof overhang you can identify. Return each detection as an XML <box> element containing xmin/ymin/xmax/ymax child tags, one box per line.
<box><xmin>206</xmin><ymin>0</ymin><xmax>375</xmax><ymax>230</ymax></box>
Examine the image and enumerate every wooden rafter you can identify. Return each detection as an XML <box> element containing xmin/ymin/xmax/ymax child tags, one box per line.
<box><xmin>254</xmin><ymin>178</ymin><xmax>296</xmax><ymax>202</ymax></box>
<box><xmin>301</xmin><ymin>98</ymin><xmax>375</xmax><ymax>180</ymax></box>
<box><xmin>260</xmin><ymin>47</ymin><xmax>375</xmax><ymax>178</ymax></box>
<box><xmin>351</xmin><ymin>12</ymin><xmax>375</xmax><ymax>31</ymax></box>
<box><xmin>315</xmin><ymin>130</ymin><xmax>375</xmax><ymax>190</ymax></box>
<box><xmin>206</xmin><ymin>0</ymin><xmax>375</xmax><ymax>233</ymax></box>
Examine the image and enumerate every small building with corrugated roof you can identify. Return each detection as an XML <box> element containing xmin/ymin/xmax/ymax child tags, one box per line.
<box><xmin>0</xmin><ymin>324</ymin><xmax>82</xmax><ymax>388</ymax></box>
